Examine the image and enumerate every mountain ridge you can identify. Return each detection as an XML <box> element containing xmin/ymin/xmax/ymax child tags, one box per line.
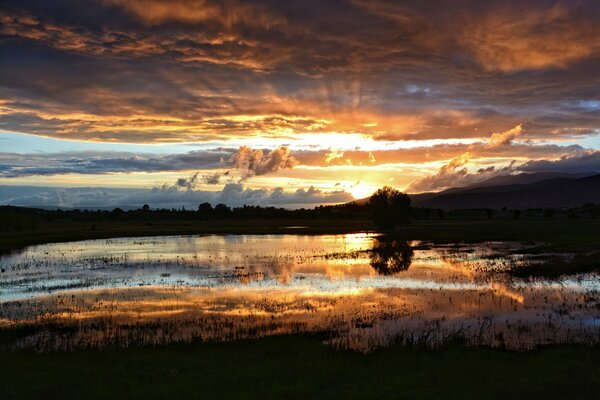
<box><xmin>411</xmin><ymin>173</ymin><xmax>600</xmax><ymax>209</ymax></box>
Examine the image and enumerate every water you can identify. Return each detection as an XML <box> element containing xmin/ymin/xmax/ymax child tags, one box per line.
<box><xmin>0</xmin><ymin>234</ymin><xmax>598</xmax><ymax>351</ymax></box>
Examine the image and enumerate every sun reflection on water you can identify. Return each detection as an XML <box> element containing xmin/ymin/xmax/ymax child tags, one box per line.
<box><xmin>1</xmin><ymin>234</ymin><xmax>598</xmax><ymax>351</ymax></box>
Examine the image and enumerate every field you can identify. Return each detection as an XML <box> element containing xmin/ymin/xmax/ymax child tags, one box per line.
<box><xmin>2</xmin><ymin>218</ymin><xmax>600</xmax><ymax>399</ymax></box>
<box><xmin>1</xmin><ymin>333</ymin><xmax>599</xmax><ymax>399</ymax></box>
<box><xmin>0</xmin><ymin>217</ymin><xmax>373</xmax><ymax>251</ymax></box>
<box><xmin>4</xmin><ymin>216</ymin><xmax>600</xmax><ymax>252</ymax></box>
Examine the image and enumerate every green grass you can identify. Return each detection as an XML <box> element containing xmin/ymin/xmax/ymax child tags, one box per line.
<box><xmin>0</xmin><ymin>334</ymin><xmax>598</xmax><ymax>399</ymax></box>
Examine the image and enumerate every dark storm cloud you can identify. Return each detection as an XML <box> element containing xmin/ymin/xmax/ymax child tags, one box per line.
<box><xmin>0</xmin><ymin>0</ymin><xmax>598</xmax><ymax>143</ymax></box>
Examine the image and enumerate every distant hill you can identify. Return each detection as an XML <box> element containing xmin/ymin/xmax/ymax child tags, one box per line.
<box><xmin>440</xmin><ymin>172</ymin><xmax>594</xmax><ymax>193</ymax></box>
<box><xmin>411</xmin><ymin>173</ymin><xmax>600</xmax><ymax>209</ymax></box>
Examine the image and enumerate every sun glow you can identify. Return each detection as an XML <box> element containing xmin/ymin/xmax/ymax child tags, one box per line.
<box><xmin>349</xmin><ymin>183</ymin><xmax>377</xmax><ymax>200</ymax></box>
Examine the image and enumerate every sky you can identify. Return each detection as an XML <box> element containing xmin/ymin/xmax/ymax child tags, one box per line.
<box><xmin>1</xmin><ymin>0</ymin><xmax>600</xmax><ymax>208</ymax></box>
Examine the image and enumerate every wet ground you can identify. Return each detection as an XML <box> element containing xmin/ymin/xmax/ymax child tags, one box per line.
<box><xmin>1</xmin><ymin>234</ymin><xmax>598</xmax><ymax>351</ymax></box>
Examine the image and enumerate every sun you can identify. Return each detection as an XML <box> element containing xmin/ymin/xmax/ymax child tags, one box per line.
<box><xmin>349</xmin><ymin>184</ymin><xmax>376</xmax><ymax>200</ymax></box>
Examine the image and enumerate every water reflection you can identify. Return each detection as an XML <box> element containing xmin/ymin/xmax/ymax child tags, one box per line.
<box><xmin>369</xmin><ymin>238</ymin><xmax>413</xmax><ymax>275</ymax></box>
<box><xmin>0</xmin><ymin>234</ymin><xmax>598</xmax><ymax>352</ymax></box>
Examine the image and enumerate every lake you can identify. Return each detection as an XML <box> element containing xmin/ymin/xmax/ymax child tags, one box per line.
<box><xmin>1</xmin><ymin>234</ymin><xmax>598</xmax><ymax>351</ymax></box>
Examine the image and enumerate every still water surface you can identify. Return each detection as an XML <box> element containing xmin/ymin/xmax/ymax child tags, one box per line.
<box><xmin>1</xmin><ymin>234</ymin><xmax>598</xmax><ymax>351</ymax></box>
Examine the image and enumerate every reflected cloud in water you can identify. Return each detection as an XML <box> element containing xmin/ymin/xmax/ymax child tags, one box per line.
<box><xmin>1</xmin><ymin>234</ymin><xmax>599</xmax><ymax>352</ymax></box>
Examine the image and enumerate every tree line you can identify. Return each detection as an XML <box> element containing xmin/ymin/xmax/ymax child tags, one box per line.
<box><xmin>3</xmin><ymin>186</ymin><xmax>600</xmax><ymax>232</ymax></box>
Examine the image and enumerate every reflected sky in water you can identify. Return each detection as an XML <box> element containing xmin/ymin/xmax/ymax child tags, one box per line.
<box><xmin>1</xmin><ymin>234</ymin><xmax>598</xmax><ymax>351</ymax></box>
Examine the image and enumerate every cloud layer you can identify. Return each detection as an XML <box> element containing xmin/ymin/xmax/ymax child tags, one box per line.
<box><xmin>1</xmin><ymin>0</ymin><xmax>599</xmax><ymax>205</ymax></box>
<box><xmin>0</xmin><ymin>0</ymin><xmax>598</xmax><ymax>143</ymax></box>
<box><xmin>0</xmin><ymin>183</ymin><xmax>353</xmax><ymax>209</ymax></box>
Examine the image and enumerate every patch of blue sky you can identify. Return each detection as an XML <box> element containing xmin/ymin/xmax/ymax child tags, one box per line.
<box><xmin>545</xmin><ymin>131</ymin><xmax>600</xmax><ymax>150</ymax></box>
<box><xmin>0</xmin><ymin>131</ymin><xmax>210</xmax><ymax>154</ymax></box>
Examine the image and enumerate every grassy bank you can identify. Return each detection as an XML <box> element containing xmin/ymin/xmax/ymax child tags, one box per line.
<box><xmin>0</xmin><ymin>334</ymin><xmax>598</xmax><ymax>399</ymax></box>
<box><xmin>4</xmin><ymin>217</ymin><xmax>600</xmax><ymax>252</ymax></box>
<box><xmin>0</xmin><ymin>218</ymin><xmax>375</xmax><ymax>251</ymax></box>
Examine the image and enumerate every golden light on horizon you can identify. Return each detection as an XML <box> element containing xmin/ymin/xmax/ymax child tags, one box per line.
<box><xmin>0</xmin><ymin>0</ymin><xmax>598</xmax><ymax>208</ymax></box>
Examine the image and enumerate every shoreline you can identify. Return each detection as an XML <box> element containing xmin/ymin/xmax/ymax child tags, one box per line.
<box><xmin>4</xmin><ymin>217</ymin><xmax>600</xmax><ymax>252</ymax></box>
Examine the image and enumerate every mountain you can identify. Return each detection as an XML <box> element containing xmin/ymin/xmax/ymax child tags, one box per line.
<box><xmin>411</xmin><ymin>173</ymin><xmax>600</xmax><ymax>209</ymax></box>
<box><xmin>432</xmin><ymin>172</ymin><xmax>595</xmax><ymax>194</ymax></box>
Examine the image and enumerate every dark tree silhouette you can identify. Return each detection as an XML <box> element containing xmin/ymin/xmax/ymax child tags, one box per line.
<box><xmin>198</xmin><ymin>202</ymin><xmax>213</xmax><ymax>213</ymax></box>
<box><xmin>369</xmin><ymin>238</ymin><xmax>414</xmax><ymax>275</ymax></box>
<box><xmin>369</xmin><ymin>186</ymin><xmax>411</xmax><ymax>230</ymax></box>
<box><xmin>142</xmin><ymin>204</ymin><xmax>150</xmax><ymax>212</ymax></box>
<box><xmin>214</xmin><ymin>203</ymin><xmax>232</xmax><ymax>217</ymax></box>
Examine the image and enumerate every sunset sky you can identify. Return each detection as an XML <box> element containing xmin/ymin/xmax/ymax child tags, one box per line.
<box><xmin>1</xmin><ymin>0</ymin><xmax>599</xmax><ymax>208</ymax></box>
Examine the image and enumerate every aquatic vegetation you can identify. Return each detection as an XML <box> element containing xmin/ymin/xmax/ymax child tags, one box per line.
<box><xmin>0</xmin><ymin>234</ymin><xmax>598</xmax><ymax>352</ymax></box>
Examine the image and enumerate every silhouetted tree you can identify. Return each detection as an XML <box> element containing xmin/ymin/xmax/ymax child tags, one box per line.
<box><xmin>142</xmin><ymin>204</ymin><xmax>150</xmax><ymax>212</ymax></box>
<box><xmin>198</xmin><ymin>202</ymin><xmax>213</xmax><ymax>213</ymax></box>
<box><xmin>214</xmin><ymin>203</ymin><xmax>232</xmax><ymax>217</ymax></box>
<box><xmin>370</xmin><ymin>238</ymin><xmax>414</xmax><ymax>275</ymax></box>
<box><xmin>369</xmin><ymin>186</ymin><xmax>411</xmax><ymax>230</ymax></box>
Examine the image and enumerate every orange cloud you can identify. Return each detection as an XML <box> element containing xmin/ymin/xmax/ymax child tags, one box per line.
<box><xmin>461</xmin><ymin>5</ymin><xmax>600</xmax><ymax>72</ymax></box>
<box><xmin>488</xmin><ymin>124</ymin><xmax>523</xmax><ymax>147</ymax></box>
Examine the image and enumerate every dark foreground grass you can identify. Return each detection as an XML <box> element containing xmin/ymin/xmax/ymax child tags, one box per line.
<box><xmin>0</xmin><ymin>334</ymin><xmax>598</xmax><ymax>400</ymax></box>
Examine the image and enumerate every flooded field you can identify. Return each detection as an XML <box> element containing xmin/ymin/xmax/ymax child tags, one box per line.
<box><xmin>1</xmin><ymin>234</ymin><xmax>599</xmax><ymax>352</ymax></box>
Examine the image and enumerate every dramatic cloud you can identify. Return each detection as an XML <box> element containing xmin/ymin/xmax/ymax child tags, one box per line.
<box><xmin>459</xmin><ymin>3</ymin><xmax>600</xmax><ymax>72</ymax></box>
<box><xmin>1</xmin><ymin>1</ymin><xmax>599</xmax><ymax>205</ymax></box>
<box><xmin>0</xmin><ymin>139</ymin><xmax>588</xmax><ymax>179</ymax></box>
<box><xmin>488</xmin><ymin>124</ymin><xmax>523</xmax><ymax>147</ymax></box>
<box><xmin>406</xmin><ymin>153</ymin><xmax>473</xmax><ymax>193</ymax></box>
<box><xmin>520</xmin><ymin>151</ymin><xmax>600</xmax><ymax>174</ymax></box>
<box><xmin>0</xmin><ymin>0</ymin><xmax>598</xmax><ymax>143</ymax></box>
<box><xmin>407</xmin><ymin>149</ymin><xmax>600</xmax><ymax>194</ymax></box>
<box><xmin>230</xmin><ymin>146</ymin><xmax>298</xmax><ymax>180</ymax></box>
<box><xmin>406</xmin><ymin>156</ymin><xmax>519</xmax><ymax>193</ymax></box>
<box><xmin>405</xmin><ymin>124</ymin><xmax>591</xmax><ymax>192</ymax></box>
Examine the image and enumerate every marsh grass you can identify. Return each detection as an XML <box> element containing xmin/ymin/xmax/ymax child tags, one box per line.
<box><xmin>0</xmin><ymin>332</ymin><xmax>598</xmax><ymax>399</ymax></box>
